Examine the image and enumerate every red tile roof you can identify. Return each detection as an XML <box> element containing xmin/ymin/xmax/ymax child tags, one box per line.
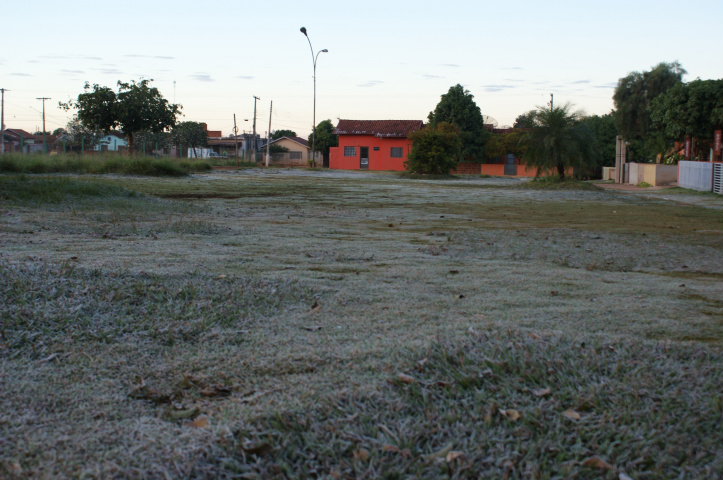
<box><xmin>334</xmin><ymin>120</ymin><xmax>423</xmax><ymax>138</ymax></box>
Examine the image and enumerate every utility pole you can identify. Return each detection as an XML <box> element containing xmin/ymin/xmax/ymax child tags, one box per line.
<box><xmin>266</xmin><ymin>101</ymin><xmax>273</xmax><ymax>167</ymax></box>
<box><xmin>252</xmin><ymin>95</ymin><xmax>260</xmax><ymax>163</ymax></box>
<box><xmin>550</xmin><ymin>93</ymin><xmax>554</xmax><ymax>111</ymax></box>
<box><xmin>0</xmin><ymin>88</ymin><xmax>8</xmax><ymax>154</ymax></box>
<box><xmin>233</xmin><ymin>114</ymin><xmax>239</xmax><ymax>167</ymax></box>
<box><xmin>36</xmin><ymin>97</ymin><xmax>51</xmax><ymax>153</ymax></box>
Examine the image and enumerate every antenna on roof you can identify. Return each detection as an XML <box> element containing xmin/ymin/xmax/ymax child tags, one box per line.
<box><xmin>482</xmin><ymin>115</ymin><xmax>498</xmax><ymax>128</ymax></box>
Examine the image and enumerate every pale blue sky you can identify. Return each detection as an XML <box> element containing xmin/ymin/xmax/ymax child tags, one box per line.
<box><xmin>2</xmin><ymin>0</ymin><xmax>721</xmax><ymax>138</ymax></box>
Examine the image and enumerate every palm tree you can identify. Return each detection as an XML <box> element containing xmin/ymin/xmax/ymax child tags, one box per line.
<box><xmin>522</xmin><ymin>103</ymin><xmax>600</xmax><ymax>179</ymax></box>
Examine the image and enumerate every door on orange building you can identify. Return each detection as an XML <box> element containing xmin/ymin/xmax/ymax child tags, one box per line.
<box><xmin>504</xmin><ymin>153</ymin><xmax>517</xmax><ymax>175</ymax></box>
<box><xmin>360</xmin><ymin>147</ymin><xmax>369</xmax><ymax>170</ymax></box>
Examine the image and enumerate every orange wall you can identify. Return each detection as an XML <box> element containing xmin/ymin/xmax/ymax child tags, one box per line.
<box><xmin>480</xmin><ymin>164</ymin><xmax>572</xmax><ymax>177</ymax></box>
<box><xmin>330</xmin><ymin>135</ymin><xmax>412</xmax><ymax>171</ymax></box>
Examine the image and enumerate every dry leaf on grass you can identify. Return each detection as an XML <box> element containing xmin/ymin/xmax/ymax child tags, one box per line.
<box><xmin>200</xmin><ymin>385</ymin><xmax>232</xmax><ymax>397</ymax></box>
<box><xmin>422</xmin><ymin>443</ymin><xmax>453</xmax><ymax>461</ymax></box>
<box><xmin>242</xmin><ymin>442</ymin><xmax>273</xmax><ymax>456</ymax></box>
<box><xmin>562</xmin><ymin>409</ymin><xmax>581</xmax><ymax>420</ymax></box>
<box><xmin>397</xmin><ymin>373</ymin><xmax>415</xmax><ymax>384</ymax></box>
<box><xmin>581</xmin><ymin>456</ymin><xmax>614</xmax><ymax>470</ymax></box>
<box><xmin>499</xmin><ymin>409</ymin><xmax>521</xmax><ymax>421</ymax></box>
<box><xmin>186</xmin><ymin>414</ymin><xmax>209</xmax><ymax>429</ymax></box>
<box><xmin>533</xmin><ymin>387</ymin><xmax>551</xmax><ymax>397</ymax></box>
<box><xmin>353</xmin><ymin>448</ymin><xmax>370</xmax><ymax>461</ymax></box>
<box><xmin>446</xmin><ymin>451</ymin><xmax>464</xmax><ymax>462</ymax></box>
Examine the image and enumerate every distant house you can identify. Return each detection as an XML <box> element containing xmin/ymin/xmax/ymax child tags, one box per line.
<box><xmin>2</xmin><ymin>129</ymin><xmax>35</xmax><ymax>153</ymax></box>
<box><xmin>329</xmin><ymin>120</ymin><xmax>423</xmax><ymax>171</ymax></box>
<box><xmin>95</xmin><ymin>133</ymin><xmax>127</xmax><ymax>152</ymax></box>
<box><xmin>265</xmin><ymin>136</ymin><xmax>321</xmax><ymax>167</ymax></box>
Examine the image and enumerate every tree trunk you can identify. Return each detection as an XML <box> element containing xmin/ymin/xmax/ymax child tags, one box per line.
<box><xmin>127</xmin><ymin>132</ymin><xmax>134</xmax><ymax>155</ymax></box>
<box><xmin>557</xmin><ymin>163</ymin><xmax>565</xmax><ymax>179</ymax></box>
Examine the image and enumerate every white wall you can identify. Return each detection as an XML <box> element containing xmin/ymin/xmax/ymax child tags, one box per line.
<box><xmin>678</xmin><ymin>161</ymin><xmax>713</xmax><ymax>192</ymax></box>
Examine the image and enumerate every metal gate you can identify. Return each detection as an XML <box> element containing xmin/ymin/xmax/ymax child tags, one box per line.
<box><xmin>504</xmin><ymin>153</ymin><xmax>517</xmax><ymax>176</ymax></box>
<box><xmin>714</xmin><ymin>163</ymin><xmax>723</xmax><ymax>195</ymax></box>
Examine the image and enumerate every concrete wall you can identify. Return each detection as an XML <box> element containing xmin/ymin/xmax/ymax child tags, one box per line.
<box><xmin>627</xmin><ymin>163</ymin><xmax>678</xmax><ymax>186</ymax></box>
<box><xmin>601</xmin><ymin>167</ymin><xmax>616</xmax><ymax>181</ymax></box>
<box><xmin>678</xmin><ymin>161</ymin><xmax>713</xmax><ymax>191</ymax></box>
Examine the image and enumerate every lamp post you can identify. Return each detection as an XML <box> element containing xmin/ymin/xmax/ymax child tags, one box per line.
<box><xmin>300</xmin><ymin>26</ymin><xmax>327</xmax><ymax>168</ymax></box>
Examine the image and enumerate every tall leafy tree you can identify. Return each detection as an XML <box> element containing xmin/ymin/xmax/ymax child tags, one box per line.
<box><xmin>651</xmin><ymin>79</ymin><xmax>723</xmax><ymax>142</ymax></box>
<box><xmin>308</xmin><ymin>119</ymin><xmax>338</xmax><ymax>165</ymax></box>
<box><xmin>271</xmin><ymin>129</ymin><xmax>297</xmax><ymax>140</ymax></box>
<box><xmin>522</xmin><ymin>104</ymin><xmax>600</xmax><ymax>179</ymax></box>
<box><xmin>116</xmin><ymin>80</ymin><xmax>181</xmax><ymax>153</ymax></box>
<box><xmin>171</xmin><ymin>121</ymin><xmax>208</xmax><ymax>156</ymax></box>
<box><xmin>613</xmin><ymin>61</ymin><xmax>685</xmax><ymax>160</ymax></box>
<box><xmin>65</xmin><ymin>117</ymin><xmax>100</xmax><ymax>150</ymax></box>
<box><xmin>405</xmin><ymin>122</ymin><xmax>462</xmax><ymax>175</ymax></box>
<box><xmin>60</xmin><ymin>79</ymin><xmax>181</xmax><ymax>154</ymax></box>
<box><xmin>428</xmin><ymin>84</ymin><xmax>489</xmax><ymax>161</ymax></box>
<box><xmin>513</xmin><ymin>110</ymin><xmax>536</xmax><ymax>129</ymax></box>
<box><xmin>580</xmin><ymin>112</ymin><xmax>617</xmax><ymax>168</ymax></box>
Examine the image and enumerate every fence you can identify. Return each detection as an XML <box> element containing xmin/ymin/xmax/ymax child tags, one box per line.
<box><xmin>678</xmin><ymin>161</ymin><xmax>713</xmax><ymax>191</ymax></box>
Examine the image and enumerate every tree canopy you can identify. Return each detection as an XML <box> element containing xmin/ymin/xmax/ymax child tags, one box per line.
<box><xmin>64</xmin><ymin>117</ymin><xmax>99</xmax><ymax>149</ymax></box>
<box><xmin>612</xmin><ymin>61</ymin><xmax>685</xmax><ymax>160</ymax></box>
<box><xmin>513</xmin><ymin>110</ymin><xmax>536</xmax><ymax>129</ymax></box>
<box><xmin>308</xmin><ymin>119</ymin><xmax>338</xmax><ymax>165</ymax></box>
<box><xmin>271</xmin><ymin>129</ymin><xmax>297</xmax><ymax>140</ymax></box>
<box><xmin>427</xmin><ymin>84</ymin><xmax>488</xmax><ymax>161</ymax></box>
<box><xmin>651</xmin><ymin>79</ymin><xmax>723</xmax><ymax>142</ymax></box>
<box><xmin>171</xmin><ymin>121</ymin><xmax>208</xmax><ymax>154</ymax></box>
<box><xmin>405</xmin><ymin>122</ymin><xmax>462</xmax><ymax>175</ymax></box>
<box><xmin>484</xmin><ymin>131</ymin><xmax>527</xmax><ymax>161</ymax></box>
<box><xmin>522</xmin><ymin>104</ymin><xmax>600</xmax><ymax>179</ymax></box>
<box><xmin>580</xmin><ymin>112</ymin><xmax>617</xmax><ymax>168</ymax></box>
<box><xmin>60</xmin><ymin>79</ymin><xmax>181</xmax><ymax>153</ymax></box>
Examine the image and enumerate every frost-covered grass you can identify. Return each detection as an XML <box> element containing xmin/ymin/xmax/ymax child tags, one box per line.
<box><xmin>1</xmin><ymin>170</ymin><xmax>721</xmax><ymax>478</ymax></box>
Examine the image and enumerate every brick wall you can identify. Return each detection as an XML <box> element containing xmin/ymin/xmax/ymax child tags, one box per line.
<box><xmin>452</xmin><ymin>163</ymin><xmax>481</xmax><ymax>175</ymax></box>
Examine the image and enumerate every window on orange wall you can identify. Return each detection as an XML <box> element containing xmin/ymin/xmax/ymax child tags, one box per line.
<box><xmin>344</xmin><ymin>146</ymin><xmax>357</xmax><ymax>157</ymax></box>
<box><xmin>390</xmin><ymin>147</ymin><xmax>403</xmax><ymax>158</ymax></box>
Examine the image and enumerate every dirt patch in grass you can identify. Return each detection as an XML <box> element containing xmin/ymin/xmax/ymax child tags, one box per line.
<box><xmin>1</xmin><ymin>170</ymin><xmax>722</xmax><ymax>478</ymax></box>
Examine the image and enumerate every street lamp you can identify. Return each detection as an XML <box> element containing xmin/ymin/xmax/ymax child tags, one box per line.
<box><xmin>300</xmin><ymin>26</ymin><xmax>328</xmax><ymax>168</ymax></box>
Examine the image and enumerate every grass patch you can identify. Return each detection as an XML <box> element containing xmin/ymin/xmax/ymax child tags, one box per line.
<box><xmin>0</xmin><ymin>175</ymin><xmax>140</xmax><ymax>204</ymax></box>
<box><xmin>661</xmin><ymin>187</ymin><xmax>721</xmax><ymax>197</ymax></box>
<box><xmin>1</xmin><ymin>170</ymin><xmax>721</xmax><ymax>478</ymax></box>
<box><xmin>637</xmin><ymin>181</ymin><xmax>653</xmax><ymax>188</ymax></box>
<box><xmin>0</xmin><ymin>260</ymin><xmax>315</xmax><ymax>350</ymax></box>
<box><xmin>206</xmin><ymin>331</ymin><xmax>723</xmax><ymax>479</ymax></box>
<box><xmin>517</xmin><ymin>175</ymin><xmax>599</xmax><ymax>191</ymax></box>
<box><xmin>397</xmin><ymin>172</ymin><xmax>461</xmax><ymax>180</ymax></box>
<box><xmin>0</xmin><ymin>153</ymin><xmax>211</xmax><ymax>176</ymax></box>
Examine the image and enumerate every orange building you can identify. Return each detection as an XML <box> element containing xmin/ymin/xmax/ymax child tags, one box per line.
<box><xmin>329</xmin><ymin>120</ymin><xmax>423</xmax><ymax>171</ymax></box>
